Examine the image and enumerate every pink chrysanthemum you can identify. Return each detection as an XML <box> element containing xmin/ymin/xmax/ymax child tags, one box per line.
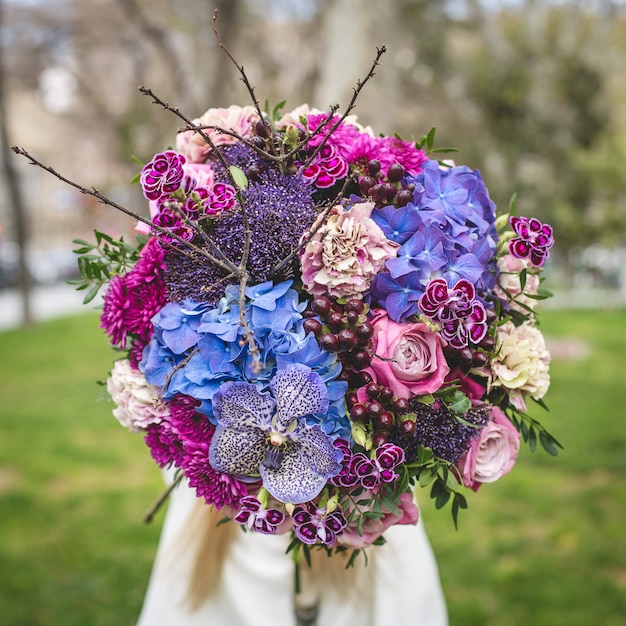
<box><xmin>125</xmin><ymin>238</ymin><xmax>166</xmax><ymax>288</ymax></box>
<box><xmin>100</xmin><ymin>275</ymin><xmax>130</xmax><ymax>348</ymax></box>
<box><xmin>305</xmin><ymin>113</ymin><xmax>365</xmax><ymax>161</ymax></box>
<box><xmin>379</xmin><ymin>136</ymin><xmax>427</xmax><ymax>177</ymax></box>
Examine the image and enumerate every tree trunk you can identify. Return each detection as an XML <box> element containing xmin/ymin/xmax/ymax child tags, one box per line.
<box><xmin>0</xmin><ymin>0</ymin><xmax>32</xmax><ymax>327</ymax></box>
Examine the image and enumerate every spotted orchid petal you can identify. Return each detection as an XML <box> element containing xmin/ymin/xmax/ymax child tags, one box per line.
<box><xmin>212</xmin><ymin>381</ymin><xmax>275</xmax><ymax>429</ymax></box>
<box><xmin>270</xmin><ymin>363</ymin><xmax>329</xmax><ymax>428</ymax></box>
<box><xmin>208</xmin><ymin>424</ymin><xmax>266</xmax><ymax>479</ymax></box>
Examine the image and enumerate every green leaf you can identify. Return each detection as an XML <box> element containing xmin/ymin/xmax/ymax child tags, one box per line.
<box><xmin>229</xmin><ymin>165</ymin><xmax>248</xmax><ymax>190</ymax></box>
<box><xmin>539</xmin><ymin>430</ymin><xmax>562</xmax><ymax>456</ymax></box>
<box><xmin>446</xmin><ymin>390</ymin><xmax>472</xmax><ymax>414</ymax></box>
<box><xmin>435</xmin><ymin>489</ymin><xmax>451</xmax><ymax>510</ymax></box>
<box><xmin>509</xmin><ymin>193</ymin><xmax>518</xmax><ymax>215</ymax></box>
<box><xmin>528</xmin><ymin>426</ymin><xmax>538</xmax><ymax>452</ymax></box>
<box><xmin>430</xmin><ymin>147</ymin><xmax>460</xmax><ymax>154</ymax></box>
<box><xmin>83</xmin><ymin>283</ymin><xmax>102</xmax><ymax>304</ymax></box>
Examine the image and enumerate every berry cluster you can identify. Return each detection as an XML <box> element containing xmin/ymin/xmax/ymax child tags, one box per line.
<box><xmin>358</xmin><ymin>160</ymin><xmax>415</xmax><ymax>208</ymax></box>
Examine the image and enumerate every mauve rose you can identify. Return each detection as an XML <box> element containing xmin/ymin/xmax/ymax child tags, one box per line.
<box><xmin>458</xmin><ymin>406</ymin><xmax>520</xmax><ymax>491</ymax></box>
<box><xmin>364</xmin><ymin>309</ymin><xmax>450</xmax><ymax>400</ymax></box>
<box><xmin>337</xmin><ymin>491</ymin><xmax>418</xmax><ymax>550</ymax></box>
<box><xmin>176</xmin><ymin>105</ymin><xmax>259</xmax><ymax>163</ymax></box>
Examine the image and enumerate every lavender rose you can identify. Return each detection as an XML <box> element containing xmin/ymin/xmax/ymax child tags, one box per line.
<box><xmin>361</xmin><ymin>309</ymin><xmax>450</xmax><ymax>400</ymax></box>
<box><xmin>458</xmin><ymin>406</ymin><xmax>520</xmax><ymax>491</ymax></box>
<box><xmin>106</xmin><ymin>359</ymin><xmax>169</xmax><ymax>432</ymax></box>
<box><xmin>299</xmin><ymin>202</ymin><xmax>398</xmax><ymax>299</ymax></box>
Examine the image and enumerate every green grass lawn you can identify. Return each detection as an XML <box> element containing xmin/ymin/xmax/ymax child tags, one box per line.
<box><xmin>1</xmin><ymin>308</ymin><xmax>625</xmax><ymax>625</ymax></box>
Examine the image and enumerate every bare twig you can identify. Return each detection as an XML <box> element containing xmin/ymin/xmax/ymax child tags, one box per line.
<box><xmin>143</xmin><ymin>471</ymin><xmax>183</xmax><ymax>523</ymax></box>
<box><xmin>300</xmin><ymin>46</ymin><xmax>387</xmax><ymax>174</ymax></box>
<box><xmin>10</xmin><ymin>146</ymin><xmax>239</xmax><ymax>277</ymax></box>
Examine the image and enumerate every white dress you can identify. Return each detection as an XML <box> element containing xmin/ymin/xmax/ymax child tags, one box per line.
<box><xmin>137</xmin><ymin>477</ymin><xmax>449</xmax><ymax>626</ymax></box>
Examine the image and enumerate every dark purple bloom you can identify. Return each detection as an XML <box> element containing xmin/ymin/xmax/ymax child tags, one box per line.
<box><xmin>419</xmin><ymin>278</ymin><xmax>488</xmax><ymax>348</ymax></box>
<box><xmin>209</xmin><ymin>364</ymin><xmax>342</xmax><ymax>504</ymax></box>
<box><xmin>509</xmin><ymin>216</ymin><xmax>554</xmax><ymax>267</ymax></box>
<box><xmin>346</xmin><ymin>443</ymin><xmax>405</xmax><ymax>490</ymax></box>
<box><xmin>234</xmin><ymin>496</ymin><xmax>285</xmax><ymax>534</ymax></box>
<box><xmin>141</xmin><ymin>150</ymin><xmax>187</xmax><ymax>201</ymax></box>
<box><xmin>291</xmin><ymin>501</ymin><xmax>347</xmax><ymax>545</ymax></box>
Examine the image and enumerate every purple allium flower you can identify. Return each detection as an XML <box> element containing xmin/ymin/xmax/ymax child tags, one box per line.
<box><xmin>291</xmin><ymin>501</ymin><xmax>347</xmax><ymax>545</ymax></box>
<box><xmin>509</xmin><ymin>216</ymin><xmax>554</xmax><ymax>267</ymax></box>
<box><xmin>209</xmin><ymin>364</ymin><xmax>342</xmax><ymax>504</ymax></box>
<box><xmin>419</xmin><ymin>278</ymin><xmax>488</xmax><ymax>349</ymax></box>
<box><xmin>140</xmin><ymin>150</ymin><xmax>187</xmax><ymax>201</ymax></box>
<box><xmin>395</xmin><ymin>401</ymin><xmax>492</xmax><ymax>464</ymax></box>
<box><xmin>234</xmin><ymin>496</ymin><xmax>285</xmax><ymax>534</ymax></box>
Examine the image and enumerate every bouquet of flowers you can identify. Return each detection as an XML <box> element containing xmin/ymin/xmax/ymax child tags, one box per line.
<box><xmin>59</xmin><ymin>48</ymin><xmax>559</xmax><ymax>563</ymax></box>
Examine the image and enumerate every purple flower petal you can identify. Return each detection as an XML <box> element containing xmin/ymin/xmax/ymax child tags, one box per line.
<box><xmin>212</xmin><ymin>381</ymin><xmax>275</xmax><ymax>429</ymax></box>
<box><xmin>208</xmin><ymin>424</ymin><xmax>266</xmax><ymax>479</ymax></box>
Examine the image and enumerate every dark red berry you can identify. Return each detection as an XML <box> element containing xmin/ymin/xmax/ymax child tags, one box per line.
<box><xmin>346</xmin><ymin>392</ymin><xmax>359</xmax><ymax>408</ymax></box>
<box><xmin>247</xmin><ymin>164</ymin><xmax>262</xmax><ymax>181</ymax></box>
<box><xmin>479</xmin><ymin>335</ymin><xmax>495</xmax><ymax>351</ymax></box>
<box><xmin>255</xmin><ymin>118</ymin><xmax>270</xmax><ymax>138</ymax></box>
<box><xmin>302</xmin><ymin>308</ymin><xmax>317</xmax><ymax>318</ymax></box>
<box><xmin>338</xmin><ymin>328</ymin><xmax>358</xmax><ymax>351</ymax></box>
<box><xmin>350</xmin><ymin>403</ymin><xmax>368</xmax><ymax>423</ymax></box>
<box><xmin>472</xmin><ymin>351</ymin><xmax>488</xmax><ymax>367</ymax></box>
<box><xmin>345</xmin><ymin>299</ymin><xmax>365</xmax><ymax>314</ymax></box>
<box><xmin>251</xmin><ymin>136</ymin><xmax>266</xmax><ymax>149</ymax></box>
<box><xmin>387</xmin><ymin>163</ymin><xmax>405</xmax><ymax>182</ymax></box>
<box><xmin>311</xmin><ymin>296</ymin><xmax>332</xmax><ymax>317</ymax></box>
<box><xmin>367</xmin><ymin>159</ymin><xmax>381</xmax><ymax>177</ymax></box>
<box><xmin>379</xmin><ymin>386</ymin><xmax>394</xmax><ymax>403</ymax></box>
<box><xmin>303</xmin><ymin>318</ymin><xmax>323</xmax><ymax>336</ymax></box>
<box><xmin>350</xmin><ymin>347</ymin><xmax>372</xmax><ymax>371</ymax></box>
<box><xmin>400</xmin><ymin>419</ymin><xmax>416</xmax><ymax>435</ymax></box>
<box><xmin>396</xmin><ymin>189</ymin><xmax>413</xmax><ymax>208</ymax></box>
<box><xmin>393</xmin><ymin>397</ymin><xmax>409</xmax><ymax>414</ymax></box>
<box><xmin>354</xmin><ymin>370</ymin><xmax>373</xmax><ymax>386</ymax></box>
<box><xmin>366</xmin><ymin>401</ymin><xmax>383</xmax><ymax>419</ymax></box>
<box><xmin>369</xmin><ymin>184</ymin><xmax>387</xmax><ymax>204</ymax></box>
<box><xmin>319</xmin><ymin>333</ymin><xmax>339</xmax><ymax>352</ymax></box>
<box><xmin>358</xmin><ymin>175</ymin><xmax>376</xmax><ymax>195</ymax></box>
<box><xmin>356</xmin><ymin>321</ymin><xmax>375</xmax><ymax>342</ymax></box>
<box><xmin>327</xmin><ymin>312</ymin><xmax>345</xmax><ymax>332</ymax></box>
<box><xmin>365</xmin><ymin>383</ymin><xmax>380</xmax><ymax>399</ymax></box>
<box><xmin>384</xmin><ymin>183</ymin><xmax>397</xmax><ymax>202</ymax></box>
<box><xmin>459</xmin><ymin>347</ymin><xmax>474</xmax><ymax>367</ymax></box>
<box><xmin>377</xmin><ymin>411</ymin><xmax>395</xmax><ymax>429</ymax></box>
<box><xmin>372</xmin><ymin>433</ymin><xmax>388</xmax><ymax>447</ymax></box>
<box><xmin>346</xmin><ymin>310</ymin><xmax>359</xmax><ymax>326</ymax></box>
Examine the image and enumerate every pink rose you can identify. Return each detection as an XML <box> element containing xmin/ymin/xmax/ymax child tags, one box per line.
<box><xmin>337</xmin><ymin>491</ymin><xmax>418</xmax><ymax>550</ymax></box>
<box><xmin>458</xmin><ymin>406</ymin><xmax>520</xmax><ymax>491</ymax></box>
<box><xmin>365</xmin><ymin>309</ymin><xmax>450</xmax><ymax>399</ymax></box>
<box><xmin>176</xmin><ymin>105</ymin><xmax>259</xmax><ymax>163</ymax></box>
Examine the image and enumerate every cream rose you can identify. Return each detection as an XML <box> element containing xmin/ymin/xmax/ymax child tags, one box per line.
<box><xmin>490</xmin><ymin>320</ymin><xmax>551</xmax><ymax>411</ymax></box>
<box><xmin>107</xmin><ymin>359</ymin><xmax>169</xmax><ymax>432</ymax></box>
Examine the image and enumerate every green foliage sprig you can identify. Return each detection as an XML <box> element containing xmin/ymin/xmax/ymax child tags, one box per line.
<box><xmin>69</xmin><ymin>230</ymin><xmax>147</xmax><ymax>304</ymax></box>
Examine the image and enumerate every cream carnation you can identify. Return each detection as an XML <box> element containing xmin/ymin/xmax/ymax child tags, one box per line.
<box><xmin>107</xmin><ymin>359</ymin><xmax>170</xmax><ymax>432</ymax></box>
<box><xmin>176</xmin><ymin>105</ymin><xmax>259</xmax><ymax>163</ymax></box>
<box><xmin>299</xmin><ymin>202</ymin><xmax>398</xmax><ymax>299</ymax></box>
<box><xmin>490</xmin><ymin>320</ymin><xmax>551</xmax><ymax>410</ymax></box>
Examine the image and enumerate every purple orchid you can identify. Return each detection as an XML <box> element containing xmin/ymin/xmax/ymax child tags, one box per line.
<box><xmin>419</xmin><ymin>278</ymin><xmax>488</xmax><ymax>349</ymax></box>
<box><xmin>208</xmin><ymin>364</ymin><xmax>343</xmax><ymax>504</ymax></box>
<box><xmin>233</xmin><ymin>496</ymin><xmax>286</xmax><ymax>534</ymax></box>
<box><xmin>291</xmin><ymin>502</ymin><xmax>347</xmax><ymax>545</ymax></box>
<box><xmin>509</xmin><ymin>216</ymin><xmax>554</xmax><ymax>267</ymax></box>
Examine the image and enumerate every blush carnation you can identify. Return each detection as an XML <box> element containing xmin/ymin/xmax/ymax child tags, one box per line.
<box><xmin>300</xmin><ymin>202</ymin><xmax>399</xmax><ymax>298</ymax></box>
<box><xmin>495</xmin><ymin>254</ymin><xmax>541</xmax><ymax>312</ymax></box>
<box><xmin>107</xmin><ymin>359</ymin><xmax>170</xmax><ymax>432</ymax></box>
